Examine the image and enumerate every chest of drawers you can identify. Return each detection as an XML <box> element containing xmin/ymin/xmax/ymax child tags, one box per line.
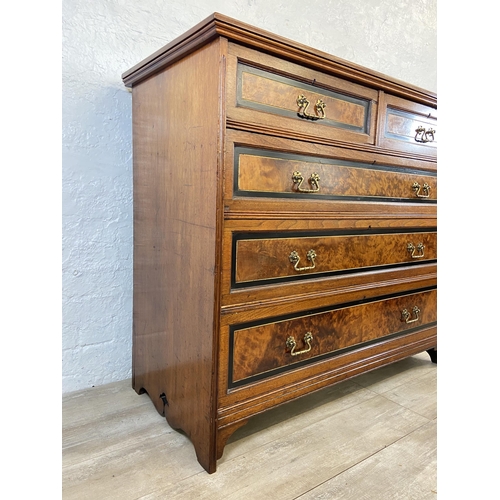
<box><xmin>122</xmin><ymin>13</ymin><xmax>437</xmax><ymax>473</ymax></box>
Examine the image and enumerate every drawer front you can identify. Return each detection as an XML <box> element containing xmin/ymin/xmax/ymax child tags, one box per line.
<box><xmin>227</xmin><ymin>44</ymin><xmax>378</xmax><ymax>146</ymax></box>
<box><xmin>229</xmin><ymin>287</ymin><xmax>437</xmax><ymax>387</ymax></box>
<box><xmin>234</xmin><ymin>147</ymin><xmax>437</xmax><ymax>203</ymax></box>
<box><xmin>380</xmin><ymin>94</ymin><xmax>437</xmax><ymax>157</ymax></box>
<box><xmin>238</xmin><ymin>64</ymin><xmax>370</xmax><ymax>134</ymax></box>
<box><xmin>233</xmin><ymin>229</ymin><xmax>437</xmax><ymax>287</ymax></box>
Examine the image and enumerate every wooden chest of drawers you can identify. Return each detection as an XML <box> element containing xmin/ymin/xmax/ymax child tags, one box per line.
<box><xmin>122</xmin><ymin>13</ymin><xmax>437</xmax><ymax>474</ymax></box>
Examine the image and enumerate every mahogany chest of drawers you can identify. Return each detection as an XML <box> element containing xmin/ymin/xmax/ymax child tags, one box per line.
<box><xmin>122</xmin><ymin>13</ymin><xmax>437</xmax><ymax>473</ymax></box>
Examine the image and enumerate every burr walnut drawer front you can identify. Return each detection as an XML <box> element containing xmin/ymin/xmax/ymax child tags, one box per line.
<box><xmin>232</xmin><ymin>229</ymin><xmax>437</xmax><ymax>288</ymax></box>
<box><xmin>380</xmin><ymin>94</ymin><xmax>437</xmax><ymax>158</ymax></box>
<box><xmin>233</xmin><ymin>147</ymin><xmax>437</xmax><ymax>202</ymax></box>
<box><xmin>229</xmin><ymin>287</ymin><xmax>437</xmax><ymax>387</ymax></box>
<box><xmin>227</xmin><ymin>43</ymin><xmax>378</xmax><ymax>146</ymax></box>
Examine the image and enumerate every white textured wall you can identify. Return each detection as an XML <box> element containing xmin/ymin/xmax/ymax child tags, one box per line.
<box><xmin>62</xmin><ymin>0</ymin><xmax>436</xmax><ymax>393</ymax></box>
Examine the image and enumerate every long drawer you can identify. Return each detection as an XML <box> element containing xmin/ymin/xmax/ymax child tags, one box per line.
<box><xmin>228</xmin><ymin>287</ymin><xmax>436</xmax><ymax>388</ymax></box>
<box><xmin>232</xmin><ymin>228</ymin><xmax>437</xmax><ymax>288</ymax></box>
<box><xmin>233</xmin><ymin>146</ymin><xmax>437</xmax><ymax>203</ymax></box>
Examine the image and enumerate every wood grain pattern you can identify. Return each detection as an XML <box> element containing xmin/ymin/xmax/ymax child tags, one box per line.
<box><xmin>239</xmin><ymin>66</ymin><xmax>368</xmax><ymax>129</ymax></box>
<box><xmin>219</xmin><ymin>217</ymin><xmax>436</xmax><ymax>309</ymax></box>
<box><xmin>217</xmin><ymin>326</ymin><xmax>436</xmax><ymax>426</ymax></box>
<box><xmin>226</xmin><ymin>43</ymin><xmax>378</xmax><ymax>147</ymax></box>
<box><xmin>237</xmin><ymin>150</ymin><xmax>437</xmax><ymax>201</ymax></box>
<box><xmin>222</xmin><ymin>129</ymin><xmax>437</xmax><ymax>219</ymax></box>
<box><xmin>234</xmin><ymin>230</ymin><xmax>437</xmax><ymax>284</ymax></box>
<box><xmin>124</xmin><ymin>15</ymin><xmax>437</xmax><ymax>473</ymax></box>
<box><xmin>379</xmin><ymin>93</ymin><xmax>437</xmax><ymax>157</ymax></box>
<box><xmin>122</xmin><ymin>13</ymin><xmax>436</xmax><ymax>108</ymax></box>
<box><xmin>226</xmin><ymin>128</ymin><xmax>437</xmax><ymax>172</ymax></box>
<box><xmin>231</xmin><ymin>288</ymin><xmax>436</xmax><ymax>383</ymax></box>
<box><xmin>131</xmin><ymin>38</ymin><xmax>224</xmax><ymax>473</ymax></box>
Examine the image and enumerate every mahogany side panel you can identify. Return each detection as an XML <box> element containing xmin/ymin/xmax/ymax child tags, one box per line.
<box><xmin>132</xmin><ymin>39</ymin><xmax>225</xmax><ymax>473</ymax></box>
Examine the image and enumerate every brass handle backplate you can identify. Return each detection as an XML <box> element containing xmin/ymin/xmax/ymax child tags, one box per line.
<box><xmin>407</xmin><ymin>242</ymin><xmax>425</xmax><ymax>259</ymax></box>
<box><xmin>401</xmin><ymin>306</ymin><xmax>421</xmax><ymax>324</ymax></box>
<box><xmin>286</xmin><ymin>332</ymin><xmax>313</xmax><ymax>356</ymax></box>
<box><xmin>289</xmin><ymin>249</ymin><xmax>317</xmax><ymax>271</ymax></box>
<box><xmin>292</xmin><ymin>171</ymin><xmax>321</xmax><ymax>192</ymax></box>
<box><xmin>297</xmin><ymin>94</ymin><xmax>326</xmax><ymax>120</ymax></box>
<box><xmin>412</xmin><ymin>182</ymin><xmax>431</xmax><ymax>198</ymax></box>
<box><xmin>414</xmin><ymin>126</ymin><xmax>436</xmax><ymax>143</ymax></box>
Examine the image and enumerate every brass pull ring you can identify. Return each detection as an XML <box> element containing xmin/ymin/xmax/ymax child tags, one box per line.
<box><xmin>297</xmin><ymin>94</ymin><xmax>326</xmax><ymax>120</ymax></box>
<box><xmin>401</xmin><ymin>306</ymin><xmax>421</xmax><ymax>324</ymax></box>
<box><xmin>412</xmin><ymin>182</ymin><xmax>431</xmax><ymax>198</ymax></box>
<box><xmin>415</xmin><ymin>126</ymin><xmax>436</xmax><ymax>143</ymax></box>
<box><xmin>286</xmin><ymin>332</ymin><xmax>313</xmax><ymax>356</ymax></box>
<box><xmin>407</xmin><ymin>242</ymin><xmax>425</xmax><ymax>259</ymax></box>
<box><xmin>292</xmin><ymin>171</ymin><xmax>321</xmax><ymax>192</ymax></box>
<box><xmin>289</xmin><ymin>249</ymin><xmax>317</xmax><ymax>272</ymax></box>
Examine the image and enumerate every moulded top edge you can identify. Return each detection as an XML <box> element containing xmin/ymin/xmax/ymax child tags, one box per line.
<box><xmin>121</xmin><ymin>12</ymin><xmax>436</xmax><ymax>106</ymax></box>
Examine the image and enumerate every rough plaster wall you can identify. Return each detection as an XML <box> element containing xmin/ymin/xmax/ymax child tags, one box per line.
<box><xmin>62</xmin><ymin>0</ymin><xmax>436</xmax><ymax>393</ymax></box>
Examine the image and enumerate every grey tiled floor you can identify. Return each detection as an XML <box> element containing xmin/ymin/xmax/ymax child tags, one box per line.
<box><xmin>63</xmin><ymin>352</ymin><xmax>436</xmax><ymax>499</ymax></box>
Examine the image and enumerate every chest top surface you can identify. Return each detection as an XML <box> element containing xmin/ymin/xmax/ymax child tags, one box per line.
<box><xmin>122</xmin><ymin>12</ymin><xmax>436</xmax><ymax>108</ymax></box>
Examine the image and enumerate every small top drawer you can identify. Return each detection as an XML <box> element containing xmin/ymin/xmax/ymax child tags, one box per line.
<box><xmin>379</xmin><ymin>94</ymin><xmax>437</xmax><ymax>158</ymax></box>
<box><xmin>227</xmin><ymin>43</ymin><xmax>378</xmax><ymax>146</ymax></box>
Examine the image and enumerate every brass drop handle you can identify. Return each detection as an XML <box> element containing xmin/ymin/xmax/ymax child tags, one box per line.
<box><xmin>289</xmin><ymin>249</ymin><xmax>317</xmax><ymax>271</ymax></box>
<box><xmin>297</xmin><ymin>94</ymin><xmax>326</xmax><ymax>120</ymax></box>
<box><xmin>401</xmin><ymin>306</ymin><xmax>421</xmax><ymax>324</ymax></box>
<box><xmin>412</xmin><ymin>182</ymin><xmax>431</xmax><ymax>198</ymax></box>
<box><xmin>286</xmin><ymin>332</ymin><xmax>313</xmax><ymax>356</ymax></box>
<box><xmin>292</xmin><ymin>171</ymin><xmax>321</xmax><ymax>192</ymax></box>
<box><xmin>414</xmin><ymin>126</ymin><xmax>436</xmax><ymax>143</ymax></box>
<box><xmin>407</xmin><ymin>242</ymin><xmax>425</xmax><ymax>259</ymax></box>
